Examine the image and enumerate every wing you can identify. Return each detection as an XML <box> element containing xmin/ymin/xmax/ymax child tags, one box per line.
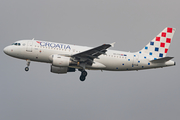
<box><xmin>71</xmin><ymin>43</ymin><xmax>115</xmax><ymax>64</ymax></box>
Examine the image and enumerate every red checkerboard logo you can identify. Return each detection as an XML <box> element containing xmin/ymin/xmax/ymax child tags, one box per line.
<box><xmin>160</xmin><ymin>42</ymin><xmax>165</xmax><ymax>47</ymax></box>
<box><xmin>161</xmin><ymin>32</ymin><xmax>166</xmax><ymax>37</ymax></box>
<box><xmin>166</xmin><ymin>38</ymin><xmax>171</xmax><ymax>43</ymax></box>
<box><xmin>167</xmin><ymin>28</ymin><xmax>173</xmax><ymax>33</ymax></box>
<box><xmin>156</xmin><ymin>37</ymin><xmax>160</xmax><ymax>41</ymax></box>
<box><xmin>165</xmin><ymin>48</ymin><xmax>168</xmax><ymax>53</ymax></box>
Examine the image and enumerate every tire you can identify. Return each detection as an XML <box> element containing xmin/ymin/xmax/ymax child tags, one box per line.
<box><xmin>25</xmin><ymin>67</ymin><xmax>29</xmax><ymax>71</ymax></box>
<box><xmin>81</xmin><ymin>71</ymin><xmax>87</xmax><ymax>77</ymax></box>
<box><xmin>80</xmin><ymin>75</ymin><xmax>86</xmax><ymax>81</ymax></box>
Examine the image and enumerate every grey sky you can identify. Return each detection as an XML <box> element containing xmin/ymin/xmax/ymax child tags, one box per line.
<box><xmin>0</xmin><ymin>0</ymin><xmax>180</xmax><ymax>120</ymax></box>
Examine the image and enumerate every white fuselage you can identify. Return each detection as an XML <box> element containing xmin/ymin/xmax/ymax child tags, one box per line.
<box><xmin>4</xmin><ymin>40</ymin><xmax>175</xmax><ymax>71</ymax></box>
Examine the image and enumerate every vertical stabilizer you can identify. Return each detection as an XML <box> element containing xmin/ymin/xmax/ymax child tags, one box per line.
<box><xmin>139</xmin><ymin>27</ymin><xmax>175</xmax><ymax>59</ymax></box>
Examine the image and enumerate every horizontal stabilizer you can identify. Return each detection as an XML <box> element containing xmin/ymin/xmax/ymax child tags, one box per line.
<box><xmin>150</xmin><ymin>57</ymin><xmax>174</xmax><ymax>63</ymax></box>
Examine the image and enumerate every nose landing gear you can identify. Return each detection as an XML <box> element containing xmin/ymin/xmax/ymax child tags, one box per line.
<box><xmin>25</xmin><ymin>60</ymin><xmax>30</xmax><ymax>72</ymax></box>
<box><xmin>25</xmin><ymin>67</ymin><xmax>29</xmax><ymax>71</ymax></box>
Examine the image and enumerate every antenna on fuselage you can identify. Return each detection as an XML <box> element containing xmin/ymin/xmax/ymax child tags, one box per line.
<box><xmin>32</xmin><ymin>38</ymin><xmax>34</xmax><ymax>40</ymax></box>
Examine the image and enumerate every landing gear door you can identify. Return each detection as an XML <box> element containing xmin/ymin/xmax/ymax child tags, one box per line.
<box><xmin>133</xmin><ymin>54</ymin><xmax>139</xmax><ymax>66</ymax></box>
<box><xmin>26</xmin><ymin>41</ymin><xmax>33</xmax><ymax>52</ymax></box>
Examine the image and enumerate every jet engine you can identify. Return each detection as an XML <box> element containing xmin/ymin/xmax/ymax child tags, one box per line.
<box><xmin>50</xmin><ymin>55</ymin><xmax>70</xmax><ymax>67</ymax></box>
<box><xmin>51</xmin><ymin>65</ymin><xmax>75</xmax><ymax>74</ymax></box>
<box><xmin>49</xmin><ymin>54</ymin><xmax>77</xmax><ymax>66</ymax></box>
<box><xmin>49</xmin><ymin>54</ymin><xmax>76</xmax><ymax>74</ymax></box>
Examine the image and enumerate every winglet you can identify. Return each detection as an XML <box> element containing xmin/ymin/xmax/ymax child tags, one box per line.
<box><xmin>110</xmin><ymin>42</ymin><xmax>115</xmax><ymax>47</ymax></box>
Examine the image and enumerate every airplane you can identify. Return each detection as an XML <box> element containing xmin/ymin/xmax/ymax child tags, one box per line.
<box><xmin>3</xmin><ymin>27</ymin><xmax>176</xmax><ymax>81</ymax></box>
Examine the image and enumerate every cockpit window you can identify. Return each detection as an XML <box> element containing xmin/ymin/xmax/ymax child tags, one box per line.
<box><xmin>12</xmin><ymin>43</ymin><xmax>21</xmax><ymax>46</ymax></box>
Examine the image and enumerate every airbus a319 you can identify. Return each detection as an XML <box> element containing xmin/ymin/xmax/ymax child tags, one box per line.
<box><xmin>4</xmin><ymin>27</ymin><xmax>176</xmax><ymax>81</ymax></box>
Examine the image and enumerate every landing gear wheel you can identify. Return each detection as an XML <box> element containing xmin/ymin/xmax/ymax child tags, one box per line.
<box><xmin>80</xmin><ymin>75</ymin><xmax>86</xmax><ymax>81</ymax></box>
<box><xmin>81</xmin><ymin>71</ymin><xmax>87</xmax><ymax>77</ymax></box>
<box><xmin>25</xmin><ymin>67</ymin><xmax>29</xmax><ymax>71</ymax></box>
<box><xmin>79</xmin><ymin>70</ymin><xmax>88</xmax><ymax>81</ymax></box>
<box><xmin>25</xmin><ymin>60</ymin><xmax>30</xmax><ymax>72</ymax></box>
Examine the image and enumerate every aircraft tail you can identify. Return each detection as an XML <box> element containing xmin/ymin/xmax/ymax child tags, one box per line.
<box><xmin>139</xmin><ymin>27</ymin><xmax>175</xmax><ymax>59</ymax></box>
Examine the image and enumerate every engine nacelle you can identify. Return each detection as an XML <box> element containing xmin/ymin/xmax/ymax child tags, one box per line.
<box><xmin>51</xmin><ymin>65</ymin><xmax>68</xmax><ymax>74</ymax></box>
<box><xmin>51</xmin><ymin>55</ymin><xmax>70</xmax><ymax>67</ymax></box>
<box><xmin>51</xmin><ymin>65</ymin><xmax>75</xmax><ymax>74</ymax></box>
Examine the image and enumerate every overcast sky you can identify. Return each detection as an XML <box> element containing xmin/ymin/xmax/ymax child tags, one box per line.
<box><xmin>0</xmin><ymin>0</ymin><xmax>180</xmax><ymax>120</ymax></box>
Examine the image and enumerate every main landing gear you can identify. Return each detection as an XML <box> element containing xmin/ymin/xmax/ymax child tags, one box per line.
<box><xmin>79</xmin><ymin>70</ymin><xmax>88</xmax><ymax>81</ymax></box>
<box><xmin>25</xmin><ymin>60</ymin><xmax>30</xmax><ymax>72</ymax></box>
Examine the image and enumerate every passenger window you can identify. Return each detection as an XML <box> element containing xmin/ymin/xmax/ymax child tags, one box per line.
<box><xmin>18</xmin><ymin>43</ymin><xmax>21</xmax><ymax>46</ymax></box>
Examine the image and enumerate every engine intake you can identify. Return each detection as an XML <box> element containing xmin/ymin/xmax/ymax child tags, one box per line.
<box><xmin>49</xmin><ymin>54</ymin><xmax>77</xmax><ymax>67</ymax></box>
<box><xmin>52</xmin><ymin>55</ymin><xmax>70</xmax><ymax>67</ymax></box>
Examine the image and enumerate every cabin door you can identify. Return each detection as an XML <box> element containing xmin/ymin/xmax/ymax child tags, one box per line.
<box><xmin>26</xmin><ymin>41</ymin><xmax>33</xmax><ymax>52</ymax></box>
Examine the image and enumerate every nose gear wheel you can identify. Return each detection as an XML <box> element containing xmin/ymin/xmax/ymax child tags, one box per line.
<box><xmin>25</xmin><ymin>60</ymin><xmax>30</xmax><ymax>72</ymax></box>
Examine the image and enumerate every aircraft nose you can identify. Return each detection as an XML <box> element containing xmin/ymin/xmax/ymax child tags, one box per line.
<box><xmin>3</xmin><ymin>46</ymin><xmax>9</xmax><ymax>54</ymax></box>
